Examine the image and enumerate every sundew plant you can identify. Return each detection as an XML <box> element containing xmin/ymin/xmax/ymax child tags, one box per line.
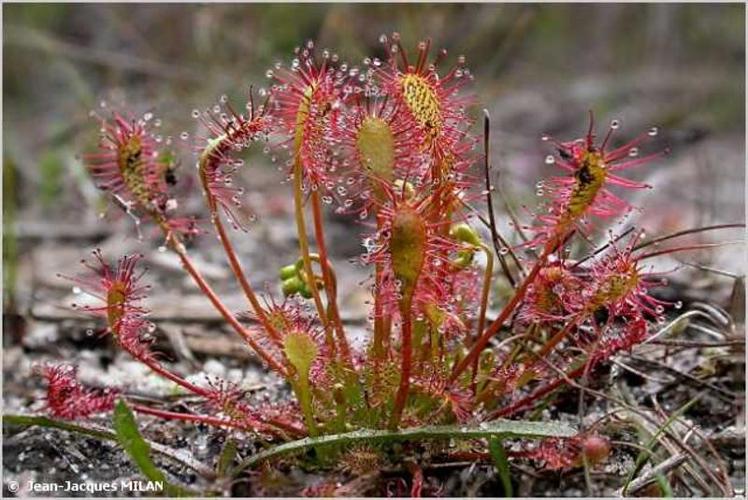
<box><xmin>26</xmin><ymin>34</ymin><xmax>738</xmax><ymax>495</ymax></box>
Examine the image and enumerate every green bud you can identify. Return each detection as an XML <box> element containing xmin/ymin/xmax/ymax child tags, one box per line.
<box><xmin>280</xmin><ymin>264</ymin><xmax>298</xmax><ymax>280</ymax></box>
<box><xmin>299</xmin><ymin>285</ymin><xmax>313</xmax><ymax>299</ymax></box>
<box><xmin>424</xmin><ymin>302</ymin><xmax>445</xmax><ymax>330</ymax></box>
<box><xmin>452</xmin><ymin>248</ymin><xmax>475</xmax><ymax>269</ymax></box>
<box><xmin>479</xmin><ymin>350</ymin><xmax>495</xmax><ymax>371</ymax></box>
<box><xmin>393</xmin><ymin>179</ymin><xmax>416</xmax><ymax>200</ymax></box>
<box><xmin>282</xmin><ymin>276</ymin><xmax>305</xmax><ymax>296</ymax></box>
<box><xmin>450</xmin><ymin>223</ymin><xmax>482</xmax><ymax>246</ymax></box>
<box><xmin>332</xmin><ymin>383</ymin><xmax>346</xmax><ymax>405</ymax></box>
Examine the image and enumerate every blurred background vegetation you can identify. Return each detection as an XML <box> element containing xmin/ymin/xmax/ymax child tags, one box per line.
<box><xmin>3</xmin><ymin>3</ymin><xmax>745</xmax><ymax>315</ymax></box>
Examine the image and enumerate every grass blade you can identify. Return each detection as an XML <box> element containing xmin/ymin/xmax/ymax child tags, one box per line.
<box><xmin>4</xmin><ymin>414</ymin><xmax>116</xmax><ymax>440</ymax></box>
<box><xmin>112</xmin><ymin>401</ymin><xmax>194</xmax><ymax>497</ymax></box>
<box><xmin>234</xmin><ymin>419</ymin><xmax>576</xmax><ymax>474</ymax></box>
<box><xmin>656</xmin><ymin>473</ymin><xmax>673</xmax><ymax>497</ymax></box>
<box><xmin>489</xmin><ymin>436</ymin><xmax>513</xmax><ymax>497</ymax></box>
<box><xmin>4</xmin><ymin>413</ymin><xmax>215</xmax><ymax>478</ymax></box>
<box><xmin>216</xmin><ymin>437</ymin><xmax>238</xmax><ymax>477</ymax></box>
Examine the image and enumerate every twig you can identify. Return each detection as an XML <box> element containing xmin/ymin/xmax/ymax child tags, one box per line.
<box><xmin>625</xmin><ymin>354</ymin><xmax>737</xmax><ymax>402</ymax></box>
<box><xmin>683</xmin><ymin>425</ymin><xmax>733</xmax><ymax>495</ymax></box>
<box><xmin>632</xmin><ymin>223</ymin><xmax>745</xmax><ymax>252</ymax></box>
<box><xmin>675</xmin><ymin>259</ymin><xmax>742</xmax><ymax>279</ymax></box>
<box><xmin>495</xmin><ymin>165</ymin><xmax>530</xmax><ymax>247</ymax></box>
<box><xmin>482</xmin><ymin>110</ymin><xmax>516</xmax><ymax>287</ymax></box>
<box><xmin>571</xmin><ymin>226</ymin><xmax>636</xmax><ymax>269</ymax></box>
<box><xmin>460</xmin><ymin>200</ymin><xmax>525</xmax><ymax>277</ymax></box>
<box><xmin>648</xmin><ymin>339</ymin><xmax>744</xmax><ymax>348</ymax></box>
<box><xmin>642</xmin><ymin>310</ymin><xmax>721</xmax><ymax>345</ymax></box>
<box><xmin>636</xmin><ymin>241</ymin><xmax>744</xmax><ymax>261</ymax></box>
<box><xmin>611</xmin><ymin>358</ymin><xmax>672</xmax><ymax>384</ymax></box>
<box><xmin>649</xmin><ymin>396</ymin><xmax>732</xmax><ymax>496</ymax></box>
<box><xmin>617</xmin><ymin>453</ymin><xmax>687</xmax><ymax>496</ymax></box>
<box><xmin>521</xmin><ymin>358</ymin><xmax>722</xmax><ymax>494</ymax></box>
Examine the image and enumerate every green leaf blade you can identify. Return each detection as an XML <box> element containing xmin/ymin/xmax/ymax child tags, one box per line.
<box><xmin>489</xmin><ymin>436</ymin><xmax>513</xmax><ymax>497</ymax></box>
<box><xmin>216</xmin><ymin>437</ymin><xmax>238</xmax><ymax>477</ymax></box>
<box><xmin>234</xmin><ymin>419</ymin><xmax>576</xmax><ymax>474</ymax></box>
<box><xmin>112</xmin><ymin>400</ymin><xmax>193</xmax><ymax>497</ymax></box>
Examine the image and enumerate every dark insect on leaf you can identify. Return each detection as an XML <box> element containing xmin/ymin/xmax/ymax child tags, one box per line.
<box><xmin>575</xmin><ymin>164</ymin><xmax>595</xmax><ymax>186</ymax></box>
<box><xmin>165</xmin><ymin>167</ymin><xmax>178</xmax><ymax>186</ymax></box>
<box><xmin>593</xmin><ymin>306</ymin><xmax>609</xmax><ymax>326</ymax></box>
